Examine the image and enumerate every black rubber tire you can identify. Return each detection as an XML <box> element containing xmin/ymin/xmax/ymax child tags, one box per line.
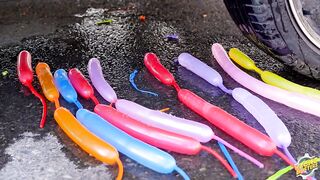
<box><xmin>223</xmin><ymin>0</ymin><xmax>320</xmax><ymax>79</ymax></box>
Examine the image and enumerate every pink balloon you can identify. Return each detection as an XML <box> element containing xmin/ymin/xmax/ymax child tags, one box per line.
<box><xmin>116</xmin><ymin>99</ymin><xmax>214</xmax><ymax>143</ymax></box>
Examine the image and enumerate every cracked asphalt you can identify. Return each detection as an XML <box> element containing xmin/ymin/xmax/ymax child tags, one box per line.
<box><xmin>0</xmin><ymin>0</ymin><xmax>319</xmax><ymax>179</ymax></box>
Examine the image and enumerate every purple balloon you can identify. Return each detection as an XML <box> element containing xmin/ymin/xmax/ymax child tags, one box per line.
<box><xmin>88</xmin><ymin>58</ymin><xmax>117</xmax><ymax>103</ymax></box>
<box><xmin>178</xmin><ymin>53</ymin><xmax>223</xmax><ymax>87</ymax></box>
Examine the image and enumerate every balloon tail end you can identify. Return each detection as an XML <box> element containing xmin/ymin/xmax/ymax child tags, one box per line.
<box><xmin>174</xmin><ymin>166</ymin><xmax>190</xmax><ymax>180</ymax></box>
<box><xmin>115</xmin><ymin>158</ymin><xmax>123</xmax><ymax>180</ymax></box>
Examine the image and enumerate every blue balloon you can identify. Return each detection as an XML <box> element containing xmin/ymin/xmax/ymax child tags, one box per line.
<box><xmin>54</xmin><ymin>69</ymin><xmax>83</xmax><ymax>109</ymax></box>
<box><xmin>76</xmin><ymin>109</ymin><xmax>190</xmax><ymax>179</ymax></box>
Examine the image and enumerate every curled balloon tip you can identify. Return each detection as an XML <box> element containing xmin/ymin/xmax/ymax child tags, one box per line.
<box><xmin>115</xmin><ymin>158</ymin><xmax>124</xmax><ymax>180</ymax></box>
<box><xmin>26</xmin><ymin>83</ymin><xmax>48</xmax><ymax>129</ymax></box>
<box><xmin>129</xmin><ymin>69</ymin><xmax>159</xmax><ymax>96</ymax></box>
<box><xmin>174</xmin><ymin>166</ymin><xmax>190</xmax><ymax>180</ymax></box>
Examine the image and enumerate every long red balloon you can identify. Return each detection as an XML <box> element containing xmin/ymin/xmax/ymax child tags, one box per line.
<box><xmin>178</xmin><ymin>89</ymin><xmax>274</xmax><ymax>155</ymax></box>
<box><xmin>144</xmin><ymin>53</ymin><xmax>295</xmax><ymax>167</ymax></box>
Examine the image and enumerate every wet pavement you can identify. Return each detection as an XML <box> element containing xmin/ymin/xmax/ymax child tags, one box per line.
<box><xmin>0</xmin><ymin>0</ymin><xmax>319</xmax><ymax>179</ymax></box>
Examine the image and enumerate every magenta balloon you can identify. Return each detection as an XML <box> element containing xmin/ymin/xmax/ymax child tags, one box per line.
<box><xmin>211</xmin><ymin>43</ymin><xmax>320</xmax><ymax>118</ymax></box>
<box><xmin>88</xmin><ymin>58</ymin><xmax>117</xmax><ymax>103</ymax></box>
<box><xmin>115</xmin><ymin>99</ymin><xmax>214</xmax><ymax>143</ymax></box>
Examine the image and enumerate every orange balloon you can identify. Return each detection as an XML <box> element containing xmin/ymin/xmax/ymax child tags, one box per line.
<box><xmin>54</xmin><ymin>107</ymin><xmax>123</xmax><ymax>180</ymax></box>
<box><xmin>36</xmin><ymin>63</ymin><xmax>60</xmax><ymax>107</ymax></box>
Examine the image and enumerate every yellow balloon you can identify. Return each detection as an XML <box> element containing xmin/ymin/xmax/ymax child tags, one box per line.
<box><xmin>229</xmin><ymin>48</ymin><xmax>320</xmax><ymax>99</ymax></box>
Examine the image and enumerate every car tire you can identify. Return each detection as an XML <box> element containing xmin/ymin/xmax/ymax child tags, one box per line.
<box><xmin>224</xmin><ymin>0</ymin><xmax>320</xmax><ymax>79</ymax></box>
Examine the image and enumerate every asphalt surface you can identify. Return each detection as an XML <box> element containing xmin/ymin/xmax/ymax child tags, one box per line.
<box><xmin>0</xmin><ymin>0</ymin><xmax>319</xmax><ymax>179</ymax></box>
